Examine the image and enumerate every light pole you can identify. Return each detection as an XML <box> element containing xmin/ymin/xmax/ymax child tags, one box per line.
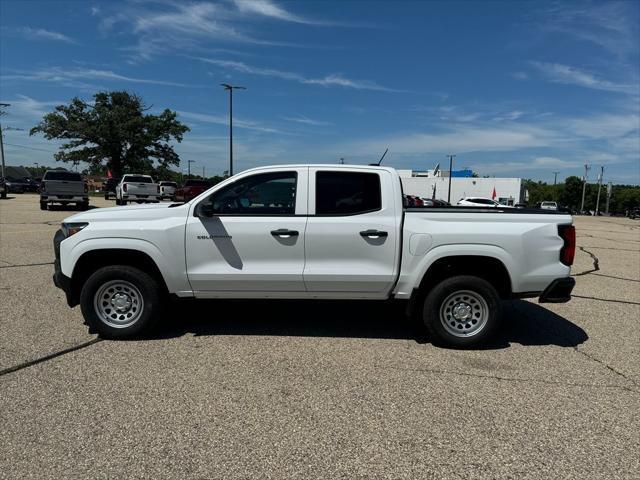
<box><xmin>580</xmin><ymin>164</ymin><xmax>590</xmax><ymax>213</ymax></box>
<box><xmin>595</xmin><ymin>166</ymin><xmax>604</xmax><ymax>215</ymax></box>
<box><xmin>188</xmin><ymin>160</ymin><xmax>195</xmax><ymax>178</ymax></box>
<box><xmin>221</xmin><ymin>83</ymin><xmax>246</xmax><ymax>177</ymax></box>
<box><xmin>446</xmin><ymin>154</ymin><xmax>456</xmax><ymax>204</ymax></box>
<box><xmin>553</xmin><ymin>171</ymin><xmax>559</xmax><ymax>200</ymax></box>
<box><xmin>0</xmin><ymin>103</ymin><xmax>10</xmax><ymax>181</ymax></box>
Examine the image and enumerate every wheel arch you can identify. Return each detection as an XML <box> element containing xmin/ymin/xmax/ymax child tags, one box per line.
<box><xmin>69</xmin><ymin>249</ymin><xmax>169</xmax><ymax>306</ymax></box>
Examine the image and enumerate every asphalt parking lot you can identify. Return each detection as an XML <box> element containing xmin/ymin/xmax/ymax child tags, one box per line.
<box><xmin>1</xmin><ymin>193</ymin><xmax>638</xmax><ymax>479</ymax></box>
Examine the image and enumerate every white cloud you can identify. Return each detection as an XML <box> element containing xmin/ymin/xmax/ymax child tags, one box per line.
<box><xmin>530</xmin><ymin>61</ymin><xmax>637</xmax><ymax>95</ymax></box>
<box><xmin>1</xmin><ymin>67</ymin><xmax>195</xmax><ymax>88</ymax></box>
<box><xmin>233</xmin><ymin>0</ymin><xmax>315</xmax><ymax>24</ymax></box>
<box><xmin>540</xmin><ymin>2</ymin><xmax>639</xmax><ymax>58</ymax></box>
<box><xmin>18</xmin><ymin>27</ymin><xmax>75</xmax><ymax>44</ymax></box>
<box><xmin>281</xmin><ymin>115</ymin><xmax>332</xmax><ymax>126</ymax></box>
<box><xmin>177</xmin><ymin>110</ymin><xmax>284</xmax><ymax>134</ymax></box>
<box><xmin>197</xmin><ymin>57</ymin><xmax>403</xmax><ymax>92</ymax></box>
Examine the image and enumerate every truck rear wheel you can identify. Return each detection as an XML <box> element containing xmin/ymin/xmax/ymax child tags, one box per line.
<box><xmin>40</xmin><ymin>201</ymin><xmax>47</xmax><ymax>210</ymax></box>
<box><xmin>80</xmin><ymin>265</ymin><xmax>162</xmax><ymax>339</ymax></box>
<box><xmin>422</xmin><ymin>275</ymin><xmax>501</xmax><ymax>348</ymax></box>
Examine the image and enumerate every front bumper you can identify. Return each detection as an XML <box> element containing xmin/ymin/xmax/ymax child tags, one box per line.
<box><xmin>53</xmin><ymin>229</ymin><xmax>78</xmax><ymax>307</ymax></box>
<box><xmin>538</xmin><ymin>277</ymin><xmax>575</xmax><ymax>303</ymax></box>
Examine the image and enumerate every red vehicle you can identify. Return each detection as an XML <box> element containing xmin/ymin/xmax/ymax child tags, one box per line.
<box><xmin>174</xmin><ymin>179</ymin><xmax>211</xmax><ymax>202</ymax></box>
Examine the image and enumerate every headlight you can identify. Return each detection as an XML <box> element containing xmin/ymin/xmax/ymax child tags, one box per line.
<box><xmin>61</xmin><ymin>222</ymin><xmax>88</xmax><ymax>238</ymax></box>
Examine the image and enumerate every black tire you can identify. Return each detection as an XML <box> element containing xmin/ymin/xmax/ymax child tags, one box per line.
<box><xmin>1</xmin><ymin>191</ymin><xmax>6</xmax><ymax>199</ymax></box>
<box><xmin>78</xmin><ymin>200</ymin><xmax>89</xmax><ymax>210</ymax></box>
<box><xmin>40</xmin><ymin>201</ymin><xmax>47</xmax><ymax>210</ymax></box>
<box><xmin>80</xmin><ymin>265</ymin><xmax>163</xmax><ymax>339</ymax></box>
<box><xmin>421</xmin><ymin>275</ymin><xmax>501</xmax><ymax>348</ymax></box>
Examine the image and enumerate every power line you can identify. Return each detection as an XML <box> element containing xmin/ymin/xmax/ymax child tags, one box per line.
<box><xmin>4</xmin><ymin>142</ymin><xmax>55</xmax><ymax>153</ymax></box>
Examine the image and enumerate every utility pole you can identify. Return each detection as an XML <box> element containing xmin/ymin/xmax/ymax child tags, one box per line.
<box><xmin>446</xmin><ymin>154</ymin><xmax>455</xmax><ymax>204</ymax></box>
<box><xmin>221</xmin><ymin>83</ymin><xmax>246</xmax><ymax>177</ymax></box>
<box><xmin>188</xmin><ymin>160</ymin><xmax>195</xmax><ymax>178</ymax></box>
<box><xmin>580</xmin><ymin>164</ymin><xmax>590</xmax><ymax>213</ymax></box>
<box><xmin>0</xmin><ymin>103</ymin><xmax>10</xmax><ymax>182</ymax></box>
<box><xmin>595</xmin><ymin>166</ymin><xmax>604</xmax><ymax>215</ymax></box>
<box><xmin>340</xmin><ymin>157</ymin><xmax>344</xmax><ymax>164</ymax></box>
<box><xmin>202</xmin><ymin>166</ymin><xmax>205</xmax><ymax>178</ymax></box>
<box><xmin>553</xmin><ymin>171</ymin><xmax>560</xmax><ymax>201</ymax></box>
<box><xmin>605</xmin><ymin>182</ymin><xmax>612</xmax><ymax>216</ymax></box>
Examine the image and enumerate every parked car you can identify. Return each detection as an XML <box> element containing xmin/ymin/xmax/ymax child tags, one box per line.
<box><xmin>457</xmin><ymin>197</ymin><xmax>512</xmax><ymax>208</ymax></box>
<box><xmin>103</xmin><ymin>177</ymin><xmax>121</xmax><ymax>200</ymax></box>
<box><xmin>174</xmin><ymin>179</ymin><xmax>211</xmax><ymax>202</ymax></box>
<box><xmin>4</xmin><ymin>177</ymin><xmax>28</xmax><ymax>194</ymax></box>
<box><xmin>0</xmin><ymin>179</ymin><xmax>6</xmax><ymax>199</ymax></box>
<box><xmin>540</xmin><ymin>201</ymin><xmax>558</xmax><ymax>211</ymax></box>
<box><xmin>159</xmin><ymin>181</ymin><xmax>178</xmax><ymax>200</ymax></box>
<box><xmin>628</xmin><ymin>207</ymin><xmax>640</xmax><ymax>219</ymax></box>
<box><xmin>404</xmin><ymin>195</ymin><xmax>424</xmax><ymax>207</ymax></box>
<box><xmin>115</xmin><ymin>174</ymin><xmax>161</xmax><ymax>205</ymax></box>
<box><xmin>53</xmin><ymin>164</ymin><xmax>576</xmax><ymax>348</ymax></box>
<box><xmin>18</xmin><ymin>177</ymin><xmax>40</xmax><ymax>192</ymax></box>
<box><xmin>40</xmin><ymin>170</ymin><xmax>89</xmax><ymax>210</ymax></box>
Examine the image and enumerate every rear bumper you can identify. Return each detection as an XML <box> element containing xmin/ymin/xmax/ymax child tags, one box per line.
<box><xmin>122</xmin><ymin>194</ymin><xmax>161</xmax><ymax>201</ymax></box>
<box><xmin>41</xmin><ymin>195</ymin><xmax>88</xmax><ymax>202</ymax></box>
<box><xmin>53</xmin><ymin>229</ymin><xmax>78</xmax><ymax>307</ymax></box>
<box><xmin>539</xmin><ymin>277</ymin><xmax>575</xmax><ymax>303</ymax></box>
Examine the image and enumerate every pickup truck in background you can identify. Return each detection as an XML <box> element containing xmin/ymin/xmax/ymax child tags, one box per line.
<box><xmin>174</xmin><ymin>179</ymin><xmax>211</xmax><ymax>202</ymax></box>
<box><xmin>53</xmin><ymin>165</ymin><xmax>576</xmax><ymax>347</ymax></box>
<box><xmin>40</xmin><ymin>170</ymin><xmax>88</xmax><ymax>210</ymax></box>
<box><xmin>115</xmin><ymin>174</ymin><xmax>161</xmax><ymax>205</ymax></box>
<box><xmin>159</xmin><ymin>181</ymin><xmax>178</xmax><ymax>200</ymax></box>
<box><xmin>103</xmin><ymin>177</ymin><xmax>120</xmax><ymax>200</ymax></box>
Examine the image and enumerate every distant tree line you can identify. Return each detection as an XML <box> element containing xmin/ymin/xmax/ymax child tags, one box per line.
<box><xmin>524</xmin><ymin>176</ymin><xmax>640</xmax><ymax>215</ymax></box>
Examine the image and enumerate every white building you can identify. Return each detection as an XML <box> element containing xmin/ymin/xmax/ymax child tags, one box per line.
<box><xmin>398</xmin><ymin>171</ymin><xmax>525</xmax><ymax>205</ymax></box>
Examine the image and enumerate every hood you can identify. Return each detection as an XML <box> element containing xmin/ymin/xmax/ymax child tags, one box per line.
<box><xmin>63</xmin><ymin>202</ymin><xmax>187</xmax><ymax>223</ymax></box>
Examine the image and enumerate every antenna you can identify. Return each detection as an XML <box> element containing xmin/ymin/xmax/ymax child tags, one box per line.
<box><xmin>374</xmin><ymin>148</ymin><xmax>389</xmax><ymax>166</ymax></box>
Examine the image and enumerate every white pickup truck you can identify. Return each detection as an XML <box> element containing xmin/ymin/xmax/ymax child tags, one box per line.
<box><xmin>115</xmin><ymin>174</ymin><xmax>161</xmax><ymax>205</ymax></box>
<box><xmin>53</xmin><ymin>165</ymin><xmax>576</xmax><ymax>347</ymax></box>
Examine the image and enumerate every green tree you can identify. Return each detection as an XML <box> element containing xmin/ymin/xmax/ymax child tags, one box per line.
<box><xmin>559</xmin><ymin>176</ymin><xmax>583</xmax><ymax>211</ymax></box>
<box><xmin>30</xmin><ymin>91</ymin><xmax>189</xmax><ymax>178</ymax></box>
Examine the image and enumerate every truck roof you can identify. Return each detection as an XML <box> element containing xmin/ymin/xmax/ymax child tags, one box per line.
<box><xmin>239</xmin><ymin>164</ymin><xmax>399</xmax><ymax>175</ymax></box>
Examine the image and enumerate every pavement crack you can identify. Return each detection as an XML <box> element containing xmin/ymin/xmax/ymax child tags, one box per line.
<box><xmin>380</xmin><ymin>364</ymin><xmax>637</xmax><ymax>394</ymax></box>
<box><xmin>571</xmin><ymin>295</ymin><xmax>640</xmax><ymax>306</ymax></box>
<box><xmin>572</xmin><ymin>246</ymin><xmax>600</xmax><ymax>277</ymax></box>
<box><xmin>0</xmin><ymin>261</ymin><xmax>54</xmax><ymax>269</ymax></box>
<box><xmin>0</xmin><ymin>338</ymin><xmax>103</xmax><ymax>377</ymax></box>
<box><xmin>591</xmin><ymin>273</ymin><xmax>640</xmax><ymax>283</ymax></box>
<box><xmin>572</xmin><ymin>346</ymin><xmax>639</xmax><ymax>389</ymax></box>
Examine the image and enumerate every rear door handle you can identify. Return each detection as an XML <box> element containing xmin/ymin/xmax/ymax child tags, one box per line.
<box><xmin>271</xmin><ymin>229</ymin><xmax>299</xmax><ymax>237</ymax></box>
<box><xmin>360</xmin><ymin>229</ymin><xmax>388</xmax><ymax>238</ymax></box>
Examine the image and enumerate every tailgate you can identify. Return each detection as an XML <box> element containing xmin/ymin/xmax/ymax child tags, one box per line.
<box><xmin>126</xmin><ymin>183</ymin><xmax>158</xmax><ymax>195</ymax></box>
<box><xmin>44</xmin><ymin>180</ymin><xmax>84</xmax><ymax>195</ymax></box>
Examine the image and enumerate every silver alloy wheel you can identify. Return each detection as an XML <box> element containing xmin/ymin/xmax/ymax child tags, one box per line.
<box><xmin>439</xmin><ymin>289</ymin><xmax>489</xmax><ymax>337</ymax></box>
<box><xmin>93</xmin><ymin>280</ymin><xmax>144</xmax><ymax>328</ymax></box>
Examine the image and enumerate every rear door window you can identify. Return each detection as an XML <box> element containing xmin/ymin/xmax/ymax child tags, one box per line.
<box><xmin>316</xmin><ymin>171</ymin><xmax>381</xmax><ymax>215</ymax></box>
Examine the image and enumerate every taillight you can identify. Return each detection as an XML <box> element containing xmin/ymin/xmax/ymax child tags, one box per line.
<box><xmin>558</xmin><ymin>225</ymin><xmax>575</xmax><ymax>266</ymax></box>
<box><xmin>123</xmin><ymin>183</ymin><xmax>128</xmax><ymax>192</ymax></box>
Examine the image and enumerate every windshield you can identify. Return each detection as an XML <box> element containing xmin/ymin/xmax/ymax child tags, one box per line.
<box><xmin>44</xmin><ymin>171</ymin><xmax>82</xmax><ymax>181</ymax></box>
<box><xmin>124</xmin><ymin>176</ymin><xmax>153</xmax><ymax>183</ymax></box>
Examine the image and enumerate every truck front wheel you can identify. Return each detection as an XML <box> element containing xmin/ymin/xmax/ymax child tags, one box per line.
<box><xmin>80</xmin><ymin>265</ymin><xmax>162</xmax><ymax>339</ymax></box>
<box><xmin>422</xmin><ymin>275</ymin><xmax>501</xmax><ymax>348</ymax></box>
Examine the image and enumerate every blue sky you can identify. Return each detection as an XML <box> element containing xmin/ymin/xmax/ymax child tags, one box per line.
<box><xmin>1</xmin><ymin>0</ymin><xmax>639</xmax><ymax>184</ymax></box>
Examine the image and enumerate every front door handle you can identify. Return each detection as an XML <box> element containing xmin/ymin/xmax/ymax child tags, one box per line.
<box><xmin>271</xmin><ymin>229</ymin><xmax>299</xmax><ymax>237</ymax></box>
<box><xmin>360</xmin><ymin>229</ymin><xmax>388</xmax><ymax>238</ymax></box>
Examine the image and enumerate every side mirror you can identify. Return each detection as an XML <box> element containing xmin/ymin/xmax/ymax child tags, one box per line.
<box><xmin>197</xmin><ymin>202</ymin><xmax>215</xmax><ymax>217</ymax></box>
